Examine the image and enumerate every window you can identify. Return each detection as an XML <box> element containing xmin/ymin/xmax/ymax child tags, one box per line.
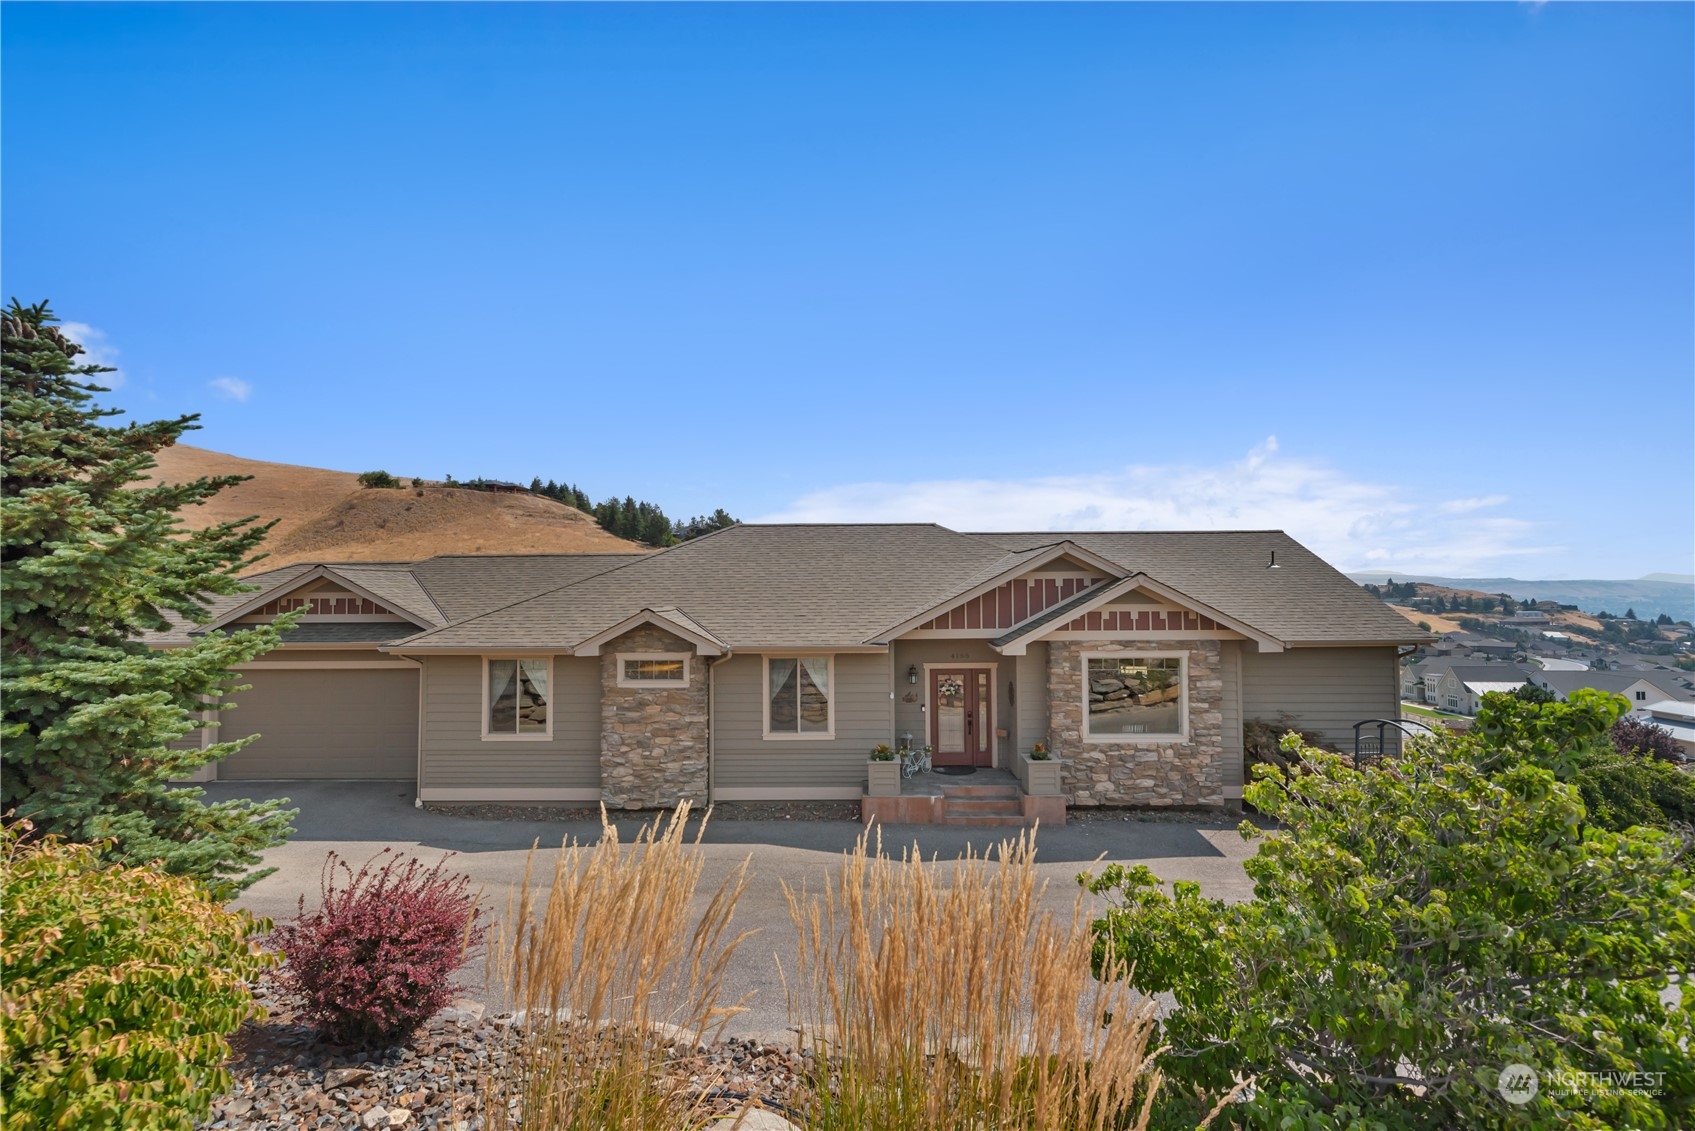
<box><xmin>765</xmin><ymin>656</ymin><xmax>832</xmax><ymax>738</ymax></box>
<box><xmin>1637</xmin><ymin>690</ymin><xmax>1648</xmax><ymax>701</ymax></box>
<box><xmin>617</xmin><ymin>653</ymin><xmax>689</xmax><ymax>689</ymax></box>
<box><xmin>485</xmin><ymin>657</ymin><xmax>550</xmax><ymax>739</ymax></box>
<box><xmin>1085</xmin><ymin>654</ymin><xmax>1183</xmax><ymax>740</ymax></box>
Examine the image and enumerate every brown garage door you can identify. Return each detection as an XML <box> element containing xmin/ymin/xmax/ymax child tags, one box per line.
<box><xmin>220</xmin><ymin>668</ymin><xmax>418</xmax><ymax>780</ymax></box>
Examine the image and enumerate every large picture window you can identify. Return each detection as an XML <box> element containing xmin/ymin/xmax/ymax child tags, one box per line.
<box><xmin>1085</xmin><ymin>654</ymin><xmax>1183</xmax><ymax>739</ymax></box>
<box><xmin>485</xmin><ymin>657</ymin><xmax>550</xmax><ymax>739</ymax></box>
<box><xmin>766</xmin><ymin>656</ymin><xmax>832</xmax><ymax>737</ymax></box>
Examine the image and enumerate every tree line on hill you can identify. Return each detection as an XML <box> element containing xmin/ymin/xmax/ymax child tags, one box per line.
<box><xmin>357</xmin><ymin>467</ymin><xmax>737</xmax><ymax>548</ymax></box>
<box><xmin>1364</xmin><ymin>580</ymin><xmax>1522</xmax><ymax>615</ymax></box>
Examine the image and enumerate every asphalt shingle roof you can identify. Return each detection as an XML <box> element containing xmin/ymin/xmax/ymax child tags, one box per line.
<box><xmin>393</xmin><ymin>525</ymin><xmax>1429</xmax><ymax>652</ymax></box>
<box><xmin>1534</xmin><ymin>670</ymin><xmax>1695</xmax><ymax>702</ymax></box>
<box><xmin>147</xmin><ymin>525</ymin><xmax>1432</xmax><ymax>654</ymax></box>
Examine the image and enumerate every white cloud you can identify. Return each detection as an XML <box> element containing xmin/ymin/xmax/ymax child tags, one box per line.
<box><xmin>753</xmin><ymin>437</ymin><xmax>1557</xmax><ymax>576</ymax></box>
<box><xmin>1437</xmin><ymin>495</ymin><xmax>1510</xmax><ymax>514</ymax></box>
<box><xmin>208</xmin><ymin>376</ymin><xmax>253</xmax><ymax>403</ymax></box>
<box><xmin>57</xmin><ymin>322</ymin><xmax>125</xmax><ymax>388</ymax></box>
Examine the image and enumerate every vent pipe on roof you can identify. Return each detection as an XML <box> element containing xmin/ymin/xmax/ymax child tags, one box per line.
<box><xmin>1266</xmin><ymin>551</ymin><xmax>1281</xmax><ymax>570</ymax></box>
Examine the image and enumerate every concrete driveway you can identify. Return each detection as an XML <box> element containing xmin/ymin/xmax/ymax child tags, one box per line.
<box><xmin>206</xmin><ymin>782</ymin><xmax>1260</xmax><ymax>1040</ymax></box>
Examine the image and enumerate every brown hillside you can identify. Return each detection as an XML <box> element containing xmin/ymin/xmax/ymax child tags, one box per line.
<box><xmin>147</xmin><ymin>444</ymin><xmax>647</xmax><ymax>573</ymax></box>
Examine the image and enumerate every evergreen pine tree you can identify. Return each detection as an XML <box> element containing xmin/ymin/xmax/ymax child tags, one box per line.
<box><xmin>1</xmin><ymin>301</ymin><xmax>296</xmax><ymax>894</ymax></box>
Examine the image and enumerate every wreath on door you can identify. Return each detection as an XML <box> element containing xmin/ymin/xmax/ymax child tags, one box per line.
<box><xmin>937</xmin><ymin>676</ymin><xmax>964</xmax><ymax>697</ymax></box>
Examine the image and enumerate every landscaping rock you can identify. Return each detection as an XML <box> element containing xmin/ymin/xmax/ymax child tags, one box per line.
<box><xmin>323</xmin><ymin>1067</ymin><xmax>372</xmax><ymax>1089</ymax></box>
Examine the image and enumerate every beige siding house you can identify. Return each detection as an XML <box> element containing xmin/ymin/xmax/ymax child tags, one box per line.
<box><xmin>156</xmin><ymin>524</ymin><xmax>1426</xmax><ymax>815</ymax></box>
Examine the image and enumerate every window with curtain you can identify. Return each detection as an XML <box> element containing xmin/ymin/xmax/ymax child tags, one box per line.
<box><xmin>487</xmin><ymin>657</ymin><xmax>550</xmax><ymax>737</ymax></box>
<box><xmin>767</xmin><ymin>655</ymin><xmax>831</xmax><ymax>736</ymax></box>
<box><xmin>1085</xmin><ymin>655</ymin><xmax>1182</xmax><ymax>738</ymax></box>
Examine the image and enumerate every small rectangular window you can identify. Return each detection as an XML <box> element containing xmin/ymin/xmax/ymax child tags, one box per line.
<box><xmin>1637</xmin><ymin>690</ymin><xmax>1647</xmax><ymax>701</ymax></box>
<box><xmin>617</xmin><ymin>654</ymin><xmax>690</xmax><ymax>688</ymax></box>
<box><xmin>766</xmin><ymin>656</ymin><xmax>832</xmax><ymax>737</ymax></box>
<box><xmin>486</xmin><ymin>658</ymin><xmax>550</xmax><ymax>738</ymax></box>
<box><xmin>1085</xmin><ymin>655</ymin><xmax>1183</xmax><ymax>739</ymax></box>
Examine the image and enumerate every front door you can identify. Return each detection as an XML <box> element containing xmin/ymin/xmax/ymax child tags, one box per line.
<box><xmin>930</xmin><ymin>668</ymin><xmax>993</xmax><ymax>768</ymax></box>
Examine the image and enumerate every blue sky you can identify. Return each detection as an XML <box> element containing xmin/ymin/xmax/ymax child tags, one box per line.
<box><xmin>4</xmin><ymin>2</ymin><xmax>1690</xmax><ymax>579</ymax></box>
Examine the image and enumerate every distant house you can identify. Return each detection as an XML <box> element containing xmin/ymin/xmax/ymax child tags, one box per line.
<box><xmin>1511</xmin><ymin>609</ymin><xmax>1551</xmax><ymax>625</ymax></box>
<box><xmin>1447</xmin><ymin>633</ymin><xmax>1517</xmax><ymax>659</ymax></box>
<box><xmin>1529</xmin><ymin>670</ymin><xmax>1695</xmax><ymax>716</ymax></box>
<box><xmin>1402</xmin><ymin>659</ymin><xmax>1533</xmax><ymax>715</ymax></box>
<box><xmin>1640</xmin><ymin>701</ymin><xmax>1695</xmax><ymax>758</ymax></box>
<box><xmin>1531</xmin><ymin>656</ymin><xmax>1588</xmax><ymax>672</ymax></box>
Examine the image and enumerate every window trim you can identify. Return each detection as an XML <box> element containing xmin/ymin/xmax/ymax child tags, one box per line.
<box><xmin>615</xmin><ymin>652</ymin><xmax>691</xmax><ymax>690</ymax></box>
<box><xmin>761</xmin><ymin>653</ymin><xmax>836</xmax><ymax>741</ymax></box>
<box><xmin>1081</xmin><ymin>650</ymin><xmax>1187</xmax><ymax>744</ymax></box>
<box><xmin>481</xmin><ymin>655</ymin><xmax>555</xmax><ymax>742</ymax></box>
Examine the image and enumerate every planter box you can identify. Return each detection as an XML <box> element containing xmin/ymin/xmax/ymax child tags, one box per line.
<box><xmin>866</xmin><ymin>759</ymin><xmax>902</xmax><ymax>797</ymax></box>
<box><xmin>1015</xmin><ymin>752</ymin><xmax>1063</xmax><ymax>797</ymax></box>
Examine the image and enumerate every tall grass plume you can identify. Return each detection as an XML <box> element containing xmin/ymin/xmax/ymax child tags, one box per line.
<box><xmin>784</xmin><ymin>828</ymin><xmax>1164</xmax><ymax>1131</ymax></box>
<box><xmin>483</xmin><ymin>803</ymin><xmax>753</xmax><ymax>1131</ymax></box>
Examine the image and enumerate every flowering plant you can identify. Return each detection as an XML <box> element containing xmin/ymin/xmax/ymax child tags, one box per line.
<box><xmin>1030</xmin><ymin>742</ymin><xmax>1050</xmax><ymax>761</ymax></box>
<box><xmin>869</xmin><ymin>743</ymin><xmax>897</xmax><ymax>761</ymax></box>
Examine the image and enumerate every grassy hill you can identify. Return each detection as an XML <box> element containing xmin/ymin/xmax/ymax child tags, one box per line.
<box><xmin>147</xmin><ymin>444</ymin><xmax>647</xmax><ymax>573</ymax></box>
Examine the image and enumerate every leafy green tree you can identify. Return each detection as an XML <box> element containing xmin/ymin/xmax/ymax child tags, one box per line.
<box><xmin>674</xmin><ymin>508</ymin><xmax>738</xmax><ymax>541</ymax></box>
<box><xmin>1</xmin><ymin>300</ymin><xmax>295</xmax><ymax>894</ymax></box>
<box><xmin>1083</xmin><ymin>691</ymin><xmax>1695</xmax><ymax>1129</ymax></box>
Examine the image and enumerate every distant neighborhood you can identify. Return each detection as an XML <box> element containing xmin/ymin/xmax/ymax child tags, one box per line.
<box><xmin>1368</xmin><ymin>578</ymin><xmax>1695</xmax><ymax>755</ymax></box>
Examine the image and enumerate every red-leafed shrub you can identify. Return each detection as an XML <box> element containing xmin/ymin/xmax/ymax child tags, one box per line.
<box><xmin>271</xmin><ymin>849</ymin><xmax>485</xmax><ymax>1047</ymax></box>
<box><xmin>1612</xmin><ymin>714</ymin><xmax>1686</xmax><ymax>763</ymax></box>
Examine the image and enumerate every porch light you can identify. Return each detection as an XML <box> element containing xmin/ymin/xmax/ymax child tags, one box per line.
<box><xmin>908</xmin><ymin>665</ymin><xmax>919</xmax><ymax>684</ymax></box>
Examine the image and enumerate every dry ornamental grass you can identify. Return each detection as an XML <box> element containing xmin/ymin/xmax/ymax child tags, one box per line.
<box><xmin>481</xmin><ymin>811</ymin><xmax>1180</xmax><ymax>1131</ymax></box>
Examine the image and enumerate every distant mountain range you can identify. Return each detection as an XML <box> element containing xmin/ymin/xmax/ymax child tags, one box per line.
<box><xmin>1346</xmin><ymin>573</ymin><xmax>1695</xmax><ymax>624</ymax></box>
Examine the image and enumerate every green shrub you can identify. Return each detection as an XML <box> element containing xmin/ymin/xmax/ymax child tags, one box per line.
<box><xmin>357</xmin><ymin>469</ymin><xmax>400</xmax><ymax>488</ymax></box>
<box><xmin>1574</xmin><ymin>754</ymin><xmax>1695</xmax><ymax>832</ymax></box>
<box><xmin>0</xmin><ymin>824</ymin><xmax>275</xmax><ymax>1130</ymax></box>
<box><xmin>1084</xmin><ymin>720</ymin><xmax>1695</xmax><ymax>1129</ymax></box>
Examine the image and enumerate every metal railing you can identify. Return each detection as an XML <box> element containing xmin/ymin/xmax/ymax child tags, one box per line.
<box><xmin>1352</xmin><ymin>718</ymin><xmax>1438</xmax><ymax>769</ymax></box>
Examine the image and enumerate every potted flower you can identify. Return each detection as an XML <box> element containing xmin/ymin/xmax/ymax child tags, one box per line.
<box><xmin>1018</xmin><ymin>741</ymin><xmax>1062</xmax><ymax>796</ymax></box>
<box><xmin>867</xmin><ymin>743</ymin><xmax>901</xmax><ymax>796</ymax></box>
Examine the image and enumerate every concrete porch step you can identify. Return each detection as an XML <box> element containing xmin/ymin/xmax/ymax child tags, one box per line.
<box><xmin>935</xmin><ymin>783</ymin><xmax>1022</xmax><ymax>799</ymax></box>
<box><xmin>943</xmin><ymin>796</ymin><xmax>1023</xmax><ymax>817</ymax></box>
<box><xmin>937</xmin><ymin>813</ymin><xmax>1035</xmax><ymax>827</ymax></box>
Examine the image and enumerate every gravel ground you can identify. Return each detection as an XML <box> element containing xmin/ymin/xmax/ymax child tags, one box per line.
<box><xmin>200</xmin><ymin>977</ymin><xmax>808</xmax><ymax>1131</ymax></box>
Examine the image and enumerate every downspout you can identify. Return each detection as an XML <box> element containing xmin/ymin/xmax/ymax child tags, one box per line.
<box><xmin>705</xmin><ymin>652</ymin><xmax>728</xmax><ymax>807</ymax></box>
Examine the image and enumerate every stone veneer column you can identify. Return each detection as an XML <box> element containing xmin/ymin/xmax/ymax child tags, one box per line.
<box><xmin>598</xmin><ymin>626</ymin><xmax>709</xmax><ymax>809</ymax></box>
<box><xmin>1046</xmin><ymin>639</ymin><xmax>1225</xmax><ymax>808</ymax></box>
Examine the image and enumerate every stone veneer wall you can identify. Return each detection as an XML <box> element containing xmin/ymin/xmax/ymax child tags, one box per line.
<box><xmin>1046</xmin><ymin>639</ymin><xmax>1225</xmax><ymax>807</ymax></box>
<box><xmin>598</xmin><ymin>626</ymin><xmax>708</xmax><ymax>809</ymax></box>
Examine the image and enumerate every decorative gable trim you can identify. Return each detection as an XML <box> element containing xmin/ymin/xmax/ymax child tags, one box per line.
<box><xmin>204</xmin><ymin>566</ymin><xmax>435</xmax><ymax>632</ymax></box>
<box><xmin>573</xmin><ymin>607</ymin><xmax>728</xmax><ymax>657</ymax></box>
<box><xmin>871</xmin><ymin>541</ymin><xmax>1125</xmax><ymax>642</ymax></box>
<box><xmin>993</xmin><ymin>574</ymin><xmax>1285</xmax><ymax>655</ymax></box>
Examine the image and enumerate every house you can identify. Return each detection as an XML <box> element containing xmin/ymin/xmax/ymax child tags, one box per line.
<box><xmin>1401</xmin><ymin>659</ymin><xmax>1533</xmax><ymax>715</ymax></box>
<box><xmin>1528</xmin><ymin>670</ymin><xmax>1695</xmax><ymax>716</ymax></box>
<box><xmin>1446</xmin><ymin>634</ymin><xmax>1518</xmax><ymax>659</ymax></box>
<box><xmin>155</xmin><ymin>525</ymin><xmax>1427</xmax><ymax>815</ymax></box>
<box><xmin>1639</xmin><ymin>701</ymin><xmax>1695</xmax><ymax>758</ymax></box>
